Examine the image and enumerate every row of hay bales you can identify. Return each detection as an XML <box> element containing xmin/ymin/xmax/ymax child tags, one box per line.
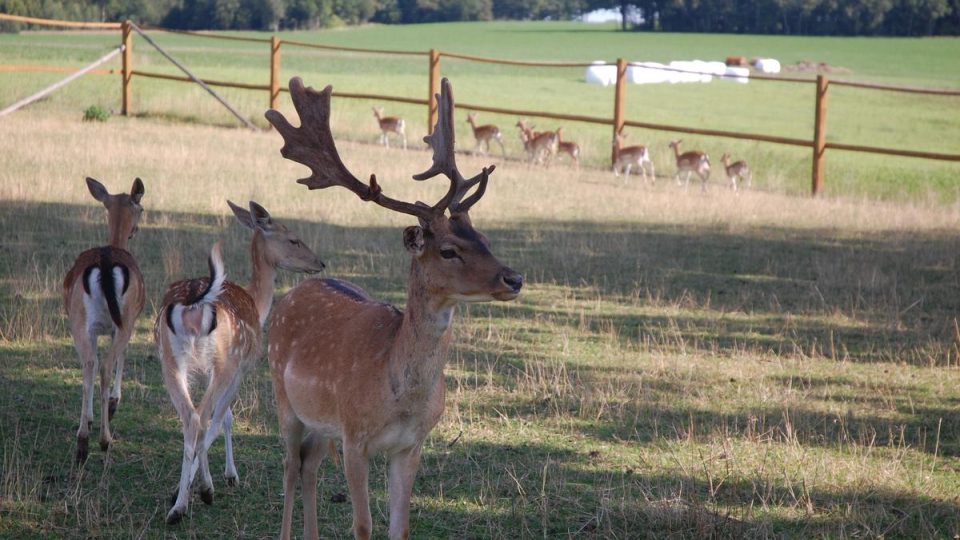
<box><xmin>585</xmin><ymin>58</ymin><xmax>781</xmax><ymax>86</ymax></box>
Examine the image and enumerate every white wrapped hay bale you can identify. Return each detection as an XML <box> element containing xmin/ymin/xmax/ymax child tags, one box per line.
<box><xmin>585</xmin><ymin>61</ymin><xmax>617</xmax><ymax>86</ymax></box>
<box><xmin>627</xmin><ymin>62</ymin><xmax>669</xmax><ymax>85</ymax></box>
<box><xmin>668</xmin><ymin>61</ymin><xmax>703</xmax><ymax>83</ymax></box>
<box><xmin>723</xmin><ymin>66</ymin><xmax>750</xmax><ymax>84</ymax></box>
<box><xmin>753</xmin><ymin>58</ymin><xmax>781</xmax><ymax>74</ymax></box>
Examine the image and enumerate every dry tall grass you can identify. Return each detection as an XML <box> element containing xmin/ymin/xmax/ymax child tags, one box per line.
<box><xmin>1</xmin><ymin>108</ymin><xmax>959</xmax><ymax>538</ymax></box>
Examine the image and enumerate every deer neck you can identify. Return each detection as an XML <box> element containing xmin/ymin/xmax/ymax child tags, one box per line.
<box><xmin>247</xmin><ymin>230</ymin><xmax>277</xmax><ymax>328</ymax></box>
<box><xmin>672</xmin><ymin>145</ymin><xmax>682</xmax><ymax>160</ymax></box>
<box><xmin>388</xmin><ymin>259</ymin><xmax>456</xmax><ymax>402</ymax></box>
<box><xmin>108</xmin><ymin>220</ymin><xmax>130</xmax><ymax>250</ymax></box>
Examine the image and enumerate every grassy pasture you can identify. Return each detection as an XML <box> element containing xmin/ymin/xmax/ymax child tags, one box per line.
<box><xmin>1</xmin><ymin>22</ymin><xmax>958</xmax><ymax>201</ymax></box>
<box><xmin>2</xmin><ymin>21</ymin><xmax>960</xmax><ymax>539</ymax></box>
<box><xmin>2</xmin><ymin>104</ymin><xmax>960</xmax><ymax>537</ymax></box>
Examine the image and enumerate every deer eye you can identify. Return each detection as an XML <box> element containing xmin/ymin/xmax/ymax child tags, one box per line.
<box><xmin>440</xmin><ymin>248</ymin><xmax>459</xmax><ymax>260</ymax></box>
<box><xmin>289</xmin><ymin>239</ymin><xmax>301</xmax><ymax>247</ymax></box>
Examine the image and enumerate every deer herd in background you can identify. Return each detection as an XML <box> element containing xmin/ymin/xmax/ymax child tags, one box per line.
<box><xmin>65</xmin><ymin>77</ymin><xmax>522</xmax><ymax>539</ymax></box>
<box><xmin>372</xmin><ymin>107</ymin><xmax>753</xmax><ymax>192</ymax></box>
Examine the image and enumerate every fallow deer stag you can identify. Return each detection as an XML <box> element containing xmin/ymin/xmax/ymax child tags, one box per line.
<box><xmin>64</xmin><ymin>177</ymin><xmax>146</xmax><ymax>464</ymax></box>
<box><xmin>155</xmin><ymin>201</ymin><xmax>324</xmax><ymax>525</ymax></box>
<box><xmin>720</xmin><ymin>153</ymin><xmax>752</xmax><ymax>191</ymax></box>
<box><xmin>612</xmin><ymin>132</ymin><xmax>654</xmax><ymax>182</ymax></box>
<box><xmin>373</xmin><ymin>106</ymin><xmax>407</xmax><ymax>150</ymax></box>
<box><xmin>265</xmin><ymin>77</ymin><xmax>523</xmax><ymax>540</ymax></box>
<box><xmin>555</xmin><ymin>127</ymin><xmax>581</xmax><ymax>169</ymax></box>
<box><xmin>466</xmin><ymin>112</ymin><xmax>505</xmax><ymax>158</ymax></box>
<box><xmin>669</xmin><ymin>139</ymin><xmax>711</xmax><ymax>191</ymax></box>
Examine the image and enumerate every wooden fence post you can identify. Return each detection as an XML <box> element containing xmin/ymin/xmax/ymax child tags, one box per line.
<box><xmin>612</xmin><ymin>58</ymin><xmax>627</xmax><ymax>165</ymax></box>
<box><xmin>812</xmin><ymin>75</ymin><xmax>829</xmax><ymax>196</ymax></box>
<box><xmin>121</xmin><ymin>20</ymin><xmax>132</xmax><ymax>115</ymax></box>
<box><xmin>270</xmin><ymin>36</ymin><xmax>281</xmax><ymax>111</ymax></box>
<box><xmin>428</xmin><ymin>49</ymin><xmax>440</xmax><ymax>134</ymax></box>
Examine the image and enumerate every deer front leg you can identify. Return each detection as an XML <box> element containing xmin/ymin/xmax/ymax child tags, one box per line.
<box><xmin>344</xmin><ymin>442</ymin><xmax>372</xmax><ymax>540</ymax></box>
<box><xmin>73</xmin><ymin>327</ymin><xmax>97</xmax><ymax>464</ymax></box>
<box><xmin>300</xmin><ymin>435</ymin><xmax>329</xmax><ymax>540</ymax></box>
<box><xmin>279</xmin><ymin>418</ymin><xmax>304</xmax><ymax>540</ymax></box>
<box><xmin>388</xmin><ymin>445</ymin><xmax>423</xmax><ymax>540</ymax></box>
<box><xmin>221</xmin><ymin>406</ymin><xmax>238</xmax><ymax>485</ymax></box>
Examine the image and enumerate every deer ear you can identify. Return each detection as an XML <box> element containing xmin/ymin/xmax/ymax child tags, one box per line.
<box><xmin>227</xmin><ymin>200</ymin><xmax>255</xmax><ymax>229</ymax></box>
<box><xmin>86</xmin><ymin>177</ymin><xmax>109</xmax><ymax>204</ymax></box>
<box><xmin>403</xmin><ymin>226</ymin><xmax>425</xmax><ymax>256</ymax></box>
<box><xmin>248</xmin><ymin>201</ymin><xmax>274</xmax><ymax>230</ymax></box>
<box><xmin>130</xmin><ymin>178</ymin><xmax>145</xmax><ymax>204</ymax></box>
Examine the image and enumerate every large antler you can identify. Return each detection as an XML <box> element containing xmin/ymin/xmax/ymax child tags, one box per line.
<box><xmin>265</xmin><ymin>77</ymin><xmax>433</xmax><ymax>220</ymax></box>
<box><xmin>416</xmin><ymin>78</ymin><xmax>494</xmax><ymax>214</ymax></box>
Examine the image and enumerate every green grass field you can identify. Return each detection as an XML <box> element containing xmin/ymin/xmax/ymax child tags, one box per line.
<box><xmin>1</xmin><ymin>21</ymin><xmax>960</xmax><ymax>539</ymax></box>
<box><xmin>1</xmin><ymin>21</ymin><xmax>958</xmax><ymax>201</ymax></box>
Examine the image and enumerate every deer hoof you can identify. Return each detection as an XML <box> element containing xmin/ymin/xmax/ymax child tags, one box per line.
<box><xmin>99</xmin><ymin>438</ymin><xmax>111</xmax><ymax>452</ymax></box>
<box><xmin>166</xmin><ymin>508</ymin><xmax>184</xmax><ymax>525</ymax></box>
<box><xmin>200</xmin><ymin>488</ymin><xmax>214</xmax><ymax>505</ymax></box>
<box><xmin>108</xmin><ymin>398</ymin><xmax>118</xmax><ymax>420</ymax></box>
<box><xmin>225</xmin><ymin>475</ymin><xmax>237</xmax><ymax>487</ymax></box>
<box><xmin>75</xmin><ymin>437</ymin><xmax>89</xmax><ymax>465</ymax></box>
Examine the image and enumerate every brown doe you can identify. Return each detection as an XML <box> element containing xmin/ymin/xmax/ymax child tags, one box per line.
<box><xmin>669</xmin><ymin>139</ymin><xmax>711</xmax><ymax>191</ymax></box>
<box><xmin>155</xmin><ymin>201</ymin><xmax>324</xmax><ymax>525</ymax></box>
<box><xmin>63</xmin><ymin>177</ymin><xmax>146</xmax><ymax>464</ymax></box>
<box><xmin>265</xmin><ymin>77</ymin><xmax>523</xmax><ymax>540</ymax></box>
<box><xmin>612</xmin><ymin>132</ymin><xmax>654</xmax><ymax>182</ymax></box>
<box><xmin>555</xmin><ymin>127</ymin><xmax>581</xmax><ymax>169</ymax></box>
<box><xmin>466</xmin><ymin>112</ymin><xmax>505</xmax><ymax>158</ymax></box>
<box><xmin>515</xmin><ymin>119</ymin><xmax>558</xmax><ymax>166</ymax></box>
<box><xmin>372</xmin><ymin>106</ymin><xmax>407</xmax><ymax>150</ymax></box>
<box><xmin>720</xmin><ymin>153</ymin><xmax>752</xmax><ymax>191</ymax></box>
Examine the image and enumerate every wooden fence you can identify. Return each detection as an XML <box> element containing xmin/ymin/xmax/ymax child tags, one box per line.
<box><xmin>2</xmin><ymin>13</ymin><xmax>959</xmax><ymax>196</ymax></box>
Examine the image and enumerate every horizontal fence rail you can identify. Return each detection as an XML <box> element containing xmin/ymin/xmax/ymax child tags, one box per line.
<box><xmin>2</xmin><ymin>12</ymin><xmax>959</xmax><ymax>196</ymax></box>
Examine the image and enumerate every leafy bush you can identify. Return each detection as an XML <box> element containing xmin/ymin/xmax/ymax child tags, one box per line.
<box><xmin>82</xmin><ymin>105</ymin><xmax>109</xmax><ymax>122</ymax></box>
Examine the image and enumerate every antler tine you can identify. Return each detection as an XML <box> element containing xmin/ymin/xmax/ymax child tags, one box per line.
<box><xmin>414</xmin><ymin>78</ymin><xmax>494</xmax><ymax>214</ymax></box>
<box><xmin>266</xmin><ymin>77</ymin><xmax>433</xmax><ymax>220</ymax></box>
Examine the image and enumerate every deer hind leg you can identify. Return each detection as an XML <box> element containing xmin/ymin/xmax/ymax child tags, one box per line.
<box><xmin>100</xmin><ymin>322</ymin><xmax>134</xmax><ymax>451</ymax></box>
<box><xmin>495</xmin><ymin>137</ymin><xmax>506</xmax><ymax>159</ymax></box>
<box><xmin>195</xmin><ymin>363</ymin><xmax>244</xmax><ymax>506</ymax></box>
<box><xmin>344</xmin><ymin>442</ymin><xmax>372</xmax><ymax>540</ymax></box>
<box><xmin>164</xmin><ymin>359</ymin><xmax>201</xmax><ymax>525</ymax></box>
<box><xmin>72</xmin><ymin>322</ymin><xmax>97</xmax><ymax>464</ymax></box>
<box><xmin>388</xmin><ymin>445</ymin><xmax>423</xmax><ymax>540</ymax></box>
<box><xmin>300</xmin><ymin>434</ymin><xmax>329</xmax><ymax>540</ymax></box>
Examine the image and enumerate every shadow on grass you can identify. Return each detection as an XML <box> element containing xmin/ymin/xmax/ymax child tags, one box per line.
<box><xmin>2</xmin><ymin>200</ymin><xmax>960</xmax><ymax>536</ymax></box>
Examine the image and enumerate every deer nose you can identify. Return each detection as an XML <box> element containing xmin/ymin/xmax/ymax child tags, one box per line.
<box><xmin>500</xmin><ymin>269</ymin><xmax>523</xmax><ymax>292</ymax></box>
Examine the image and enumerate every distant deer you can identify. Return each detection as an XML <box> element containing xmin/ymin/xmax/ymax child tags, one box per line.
<box><xmin>372</xmin><ymin>107</ymin><xmax>406</xmax><ymax>150</ymax></box>
<box><xmin>516</xmin><ymin>119</ymin><xmax>558</xmax><ymax>166</ymax></box>
<box><xmin>720</xmin><ymin>153</ymin><xmax>752</xmax><ymax>191</ymax></box>
<box><xmin>466</xmin><ymin>112</ymin><xmax>505</xmax><ymax>158</ymax></box>
<box><xmin>156</xmin><ymin>201</ymin><xmax>324</xmax><ymax>525</ymax></box>
<box><xmin>612</xmin><ymin>132</ymin><xmax>654</xmax><ymax>182</ymax></box>
<box><xmin>265</xmin><ymin>77</ymin><xmax>523</xmax><ymax>540</ymax></box>
<box><xmin>669</xmin><ymin>139</ymin><xmax>711</xmax><ymax>191</ymax></box>
<box><xmin>555</xmin><ymin>127</ymin><xmax>581</xmax><ymax>169</ymax></box>
<box><xmin>64</xmin><ymin>177</ymin><xmax>146</xmax><ymax>464</ymax></box>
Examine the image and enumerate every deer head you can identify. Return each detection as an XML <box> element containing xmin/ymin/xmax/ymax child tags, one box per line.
<box><xmin>227</xmin><ymin>200</ymin><xmax>325</xmax><ymax>274</ymax></box>
<box><xmin>86</xmin><ymin>176</ymin><xmax>144</xmax><ymax>248</ymax></box>
<box><xmin>266</xmin><ymin>77</ymin><xmax>522</xmax><ymax>304</ymax></box>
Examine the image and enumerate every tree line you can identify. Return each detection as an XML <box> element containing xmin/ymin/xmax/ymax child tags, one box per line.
<box><xmin>1</xmin><ymin>0</ymin><xmax>957</xmax><ymax>35</ymax></box>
